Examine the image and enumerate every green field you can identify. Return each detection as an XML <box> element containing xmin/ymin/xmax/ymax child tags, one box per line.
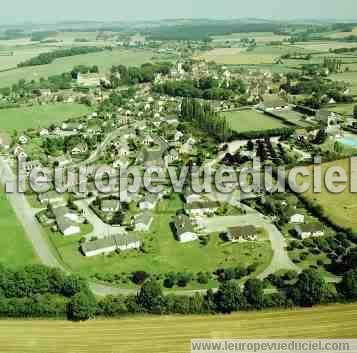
<box><xmin>0</xmin><ymin>48</ymin><xmax>163</xmax><ymax>88</ymax></box>
<box><xmin>223</xmin><ymin>109</ymin><xmax>286</xmax><ymax>133</ymax></box>
<box><xmin>0</xmin><ymin>189</ymin><xmax>38</xmax><ymax>267</ymax></box>
<box><xmin>48</xmin><ymin>195</ymin><xmax>272</xmax><ymax>288</ymax></box>
<box><xmin>300</xmin><ymin>159</ymin><xmax>357</xmax><ymax>231</ymax></box>
<box><xmin>0</xmin><ymin>303</ymin><xmax>356</xmax><ymax>353</ymax></box>
<box><xmin>0</xmin><ymin>103</ymin><xmax>91</xmax><ymax>132</ymax></box>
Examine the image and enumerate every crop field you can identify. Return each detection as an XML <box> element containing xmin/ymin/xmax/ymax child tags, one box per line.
<box><xmin>48</xmin><ymin>195</ymin><xmax>272</xmax><ymax>287</ymax></box>
<box><xmin>331</xmin><ymin>71</ymin><xmax>357</xmax><ymax>95</ymax></box>
<box><xmin>0</xmin><ymin>46</ymin><xmax>55</xmax><ymax>71</ymax></box>
<box><xmin>211</xmin><ymin>32</ymin><xmax>289</xmax><ymax>44</ymax></box>
<box><xmin>0</xmin><ymin>303</ymin><xmax>356</xmax><ymax>353</ymax></box>
<box><xmin>300</xmin><ymin>159</ymin><xmax>357</xmax><ymax>231</ymax></box>
<box><xmin>195</xmin><ymin>46</ymin><xmax>284</xmax><ymax>65</ymax></box>
<box><xmin>292</xmin><ymin>41</ymin><xmax>357</xmax><ymax>52</ymax></box>
<box><xmin>328</xmin><ymin>27</ymin><xmax>357</xmax><ymax>39</ymax></box>
<box><xmin>0</xmin><ymin>103</ymin><xmax>91</xmax><ymax>132</ymax></box>
<box><xmin>0</xmin><ymin>48</ymin><xmax>162</xmax><ymax>88</ymax></box>
<box><xmin>0</xmin><ymin>188</ymin><xmax>38</xmax><ymax>267</ymax></box>
<box><xmin>223</xmin><ymin>109</ymin><xmax>286</xmax><ymax>133</ymax></box>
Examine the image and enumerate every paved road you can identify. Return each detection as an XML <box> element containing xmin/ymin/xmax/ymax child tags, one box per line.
<box><xmin>205</xmin><ymin>191</ymin><xmax>301</xmax><ymax>279</ymax></box>
<box><xmin>0</xmin><ymin>157</ymin><xmax>133</xmax><ymax>296</ymax></box>
<box><xmin>75</xmin><ymin>199</ymin><xmax>126</xmax><ymax>240</ymax></box>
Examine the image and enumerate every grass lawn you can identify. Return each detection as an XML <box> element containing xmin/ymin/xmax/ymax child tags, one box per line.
<box><xmin>48</xmin><ymin>194</ymin><xmax>272</xmax><ymax>288</ymax></box>
<box><xmin>0</xmin><ymin>303</ymin><xmax>356</xmax><ymax>352</ymax></box>
<box><xmin>223</xmin><ymin>109</ymin><xmax>286</xmax><ymax>133</ymax></box>
<box><xmin>0</xmin><ymin>188</ymin><xmax>38</xmax><ymax>267</ymax></box>
<box><xmin>299</xmin><ymin>158</ymin><xmax>357</xmax><ymax>231</ymax></box>
<box><xmin>0</xmin><ymin>48</ymin><xmax>162</xmax><ymax>88</ymax></box>
<box><xmin>0</xmin><ymin>103</ymin><xmax>91</xmax><ymax>132</ymax></box>
<box><xmin>331</xmin><ymin>71</ymin><xmax>357</xmax><ymax>95</ymax></box>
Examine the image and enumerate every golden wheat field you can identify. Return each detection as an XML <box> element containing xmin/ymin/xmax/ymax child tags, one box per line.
<box><xmin>0</xmin><ymin>303</ymin><xmax>356</xmax><ymax>353</ymax></box>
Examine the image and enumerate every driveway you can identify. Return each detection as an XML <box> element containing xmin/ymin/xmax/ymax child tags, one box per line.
<box><xmin>204</xmin><ymin>190</ymin><xmax>301</xmax><ymax>278</ymax></box>
<box><xmin>75</xmin><ymin>199</ymin><xmax>127</xmax><ymax>239</ymax></box>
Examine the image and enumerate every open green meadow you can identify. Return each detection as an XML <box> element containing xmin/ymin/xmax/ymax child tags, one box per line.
<box><xmin>0</xmin><ymin>103</ymin><xmax>91</xmax><ymax>132</ymax></box>
<box><xmin>223</xmin><ymin>109</ymin><xmax>286</xmax><ymax>133</ymax></box>
<box><xmin>0</xmin><ymin>188</ymin><xmax>38</xmax><ymax>267</ymax></box>
<box><xmin>300</xmin><ymin>159</ymin><xmax>357</xmax><ymax>231</ymax></box>
<box><xmin>48</xmin><ymin>195</ymin><xmax>272</xmax><ymax>287</ymax></box>
<box><xmin>0</xmin><ymin>303</ymin><xmax>356</xmax><ymax>353</ymax></box>
<box><xmin>0</xmin><ymin>48</ymin><xmax>162</xmax><ymax>88</ymax></box>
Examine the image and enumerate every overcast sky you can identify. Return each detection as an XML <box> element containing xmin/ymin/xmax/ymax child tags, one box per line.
<box><xmin>1</xmin><ymin>0</ymin><xmax>356</xmax><ymax>23</ymax></box>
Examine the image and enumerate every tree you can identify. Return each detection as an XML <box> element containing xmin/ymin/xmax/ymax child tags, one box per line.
<box><xmin>340</xmin><ymin>269</ymin><xmax>357</xmax><ymax>300</ymax></box>
<box><xmin>131</xmin><ymin>271</ymin><xmax>149</xmax><ymax>285</ymax></box>
<box><xmin>215</xmin><ymin>280</ymin><xmax>245</xmax><ymax>313</ymax></box>
<box><xmin>293</xmin><ymin>269</ymin><xmax>326</xmax><ymax>306</ymax></box>
<box><xmin>353</xmin><ymin>105</ymin><xmax>357</xmax><ymax>120</ymax></box>
<box><xmin>137</xmin><ymin>280</ymin><xmax>165</xmax><ymax>313</ymax></box>
<box><xmin>67</xmin><ymin>291</ymin><xmax>97</xmax><ymax>321</ymax></box>
<box><xmin>244</xmin><ymin>278</ymin><xmax>265</xmax><ymax>308</ymax></box>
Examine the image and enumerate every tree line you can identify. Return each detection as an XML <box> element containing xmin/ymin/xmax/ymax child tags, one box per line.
<box><xmin>154</xmin><ymin>77</ymin><xmax>246</xmax><ymax>101</ymax></box>
<box><xmin>181</xmin><ymin>98</ymin><xmax>232</xmax><ymax>141</ymax></box>
<box><xmin>17</xmin><ymin>47</ymin><xmax>104</xmax><ymax>67</ymax></box>
<box><xmin>110</xmin><ymin>62</ymin><xmax>173</xmax><ymax>87</ymax></box>
<box><xmin>1</xmin><ymin>261</ymin><xmax>356</xmax><ymax>321</ymax></box>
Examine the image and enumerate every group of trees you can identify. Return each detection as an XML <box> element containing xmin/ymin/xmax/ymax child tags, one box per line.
<box><xmin>181</xmin><ymin>98</ymin><xmax>232</xmax><ymax>141</ymax></box>
<box><xmin>110</xmin><ymin>62</ymin><xmax>173</xmax><ymax>87</ymax></box>
<box><xmin>18</xmin><ymin>47</ymin><xmax>103</xmax><ymax>67</ymax></box>
<box><xmin>0</xmin><ymin>256</ymin><xmax>356</xmax><ymax>321</ymax></box>
<box><xmin>0</xmin><ymin>264</ymin><xmax>96</xmax><ymax>320</ymax></box>
<box><xmin>322</xmin><ymin>58</ymin><xmax>343</xmax><ymax>74</ymax></box>
<box><xmin>154</xmin><ymin>78</ymin><xmax>246</xmax><ymax>101</ymax></box>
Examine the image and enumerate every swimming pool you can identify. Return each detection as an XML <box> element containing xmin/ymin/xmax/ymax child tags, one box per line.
<box><xmin>338</xmin><ymin>137</ymin><xmax>357</xmax><ymax>148</ymax></box>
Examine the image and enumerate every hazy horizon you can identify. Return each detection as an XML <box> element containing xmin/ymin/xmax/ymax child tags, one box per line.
<box><xmin>0</xmin><ymin>0</ymin><xmax>356</xmax><ymax>25</ymax></box>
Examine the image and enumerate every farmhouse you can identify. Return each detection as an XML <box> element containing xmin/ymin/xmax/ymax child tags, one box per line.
<box><xmin>294</xmin><ymin>223</ymin><xmax>325</xmax><ymax>239</ymax></box>
<box><xmin>174</xmin><ymin>214</ymin><xmax>198</xmax><ymax>243</ymax></box>
<box><xmin>226</xmin><ymin>225</ymin><xmax>258</xmax><ymax>242</ymax></box>
<box><xmin>81</xmin><ymin>234</ymin><xmax>141</xmax><ymax>257</ymax></box>
<box><xmin>134</xmin><ymin>211</ymin><xmax>154</xmax><ymax>232</ymax></box>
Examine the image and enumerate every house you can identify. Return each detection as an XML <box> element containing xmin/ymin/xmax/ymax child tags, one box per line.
<box><xmin>143</xmin><ymin>135</ymin><xmax>155</xmax><ymax>146</ymax></box>
<box><xmin>134</xmin><ymin>211</ymin><xmax>154</xmax><ymax>232</ymax></box>
<box><xmin>186</xmin><ymin>200</ymin><xmax>220</xmax><ymax>217</ymax></box>
<box><xmin>52</xmin><ymin>206</ymin><xmax>80</xmax><ymax>236</ymax></box>
<box><xmin>174</xmin><ymin>214</ymin><xmax>198</xmax><ymax>243</ymax></box>
<box><xmin>290</xmin><ymin>213</ymin><xmax>305</xmax><ymax>224</ymax></box>
<box><xmin>38</xmin><ymin>191</ymin><xmax>65</xmax><ymax>206</ymax></box>
<box><xmin>39</xmin><ymin>128</ymin><xmax>49</xmax><ymax>137</ymax></box>
<box><xmin>101</xmin><ymin>199</ymin><xmax>121</xmax><ymax>213</ymax></box>
<box><xmin>18</xmin><ymin>135</ymin><xmax>28</xmax><ymax>145</ymax></box>
<box><xmin>294</xmin><ymin>223</ymin><xmax>325</xmax><ymax>239</ymax></box>
<box><xmin>183</xmin><ymin>189</ymin><xmax>203</xmax><ymax>204</ymax></box>
<box><xmin>165</xmin><ymin>148</ymin><xmax>179</xmax><ymax>165</ymax></box>
<box><xmin>24</xmin><ymin>160</ymin><xmax>41</xmax><ymax>173</ymax></box>
<box><xmin>315</xmin><ymin>110</ymin><xmax>340</xmax><ymax>127</ymax></box>
<box><xmin>139</xmin><ymin>193</ymin><xmax>160</xmax><ymax>210</ymax></box>
<box><xmin>81</xmin><ymin>234</ymin><xmax>141</xmax><ymax>257</ymax></box>
<box><xmin>71</xmin><ymin>143</ymin><xmax>88</xmax><ymax>156</ymax></box>
<box><xmin>226</xmin><ymin>226</ymin><xmax>258</xmax><ymax>242</ymax></box>
<box><xmin>77</xmin><ymin>73</ymin><xmax>103</xmax><ymax>87</ymax></box>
